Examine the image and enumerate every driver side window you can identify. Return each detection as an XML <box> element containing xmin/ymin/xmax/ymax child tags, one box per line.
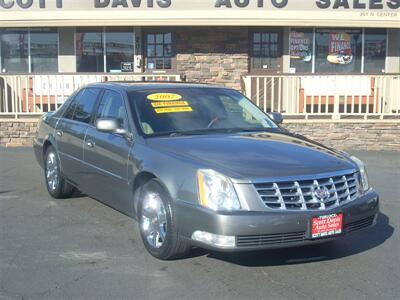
<box><xmin>96</xmin><ymin>90</ymin><xmax>128</xmax><ymax>129</ymax></box>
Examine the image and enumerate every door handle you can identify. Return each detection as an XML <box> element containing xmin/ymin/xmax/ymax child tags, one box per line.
<box><xmin>56</xmin><ymin>130</ymin><xmax>63</xmax><ymax>137</ymax></box>
<box><xmin>87</xmin><ymin>140</ymin><xmax>95</xmax><ymax>148</ymax></box>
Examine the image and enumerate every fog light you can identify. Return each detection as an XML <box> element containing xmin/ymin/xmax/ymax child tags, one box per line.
<box><xmin>191</xmin><ymin>231</ymin><xmax>236</xmax><ymax>248</ymax></box>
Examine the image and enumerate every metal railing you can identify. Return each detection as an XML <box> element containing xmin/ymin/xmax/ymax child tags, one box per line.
<box><xmin>2</xmin><ymin>73</ymin><xmax>399</xmax><ymax>120</ymax></box>
<box><xmin>242</xmin><ymin>75</ymin><xmax>400</xmax><ymax>120</ymax></box>
<box><xmin>0</xmin><ymin>73</ymin><xmax>182</xmax><ymax>118</ymax></box>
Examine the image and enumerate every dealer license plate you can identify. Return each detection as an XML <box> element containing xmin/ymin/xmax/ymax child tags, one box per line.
<box><xmin>311</xmin><ymin>213</ymin><xmax>343</xmax><ymax>239</ymax></box>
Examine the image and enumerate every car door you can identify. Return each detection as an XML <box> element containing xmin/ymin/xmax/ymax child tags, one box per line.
<box><xmin>83</xmin><ymin>89</ymin><xmax>134</xmax><ymax>214</ymax></box>
<box><xmin>56</xmin><ymin>88</ymin><xmax>101</xmax><ymax>185</ymax></box>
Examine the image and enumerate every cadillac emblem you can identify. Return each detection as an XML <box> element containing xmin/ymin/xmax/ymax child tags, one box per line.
<box><xmin>313</xmin><ymin>186</ymin><xmax>330</xmax><ymax>203</ymax></box>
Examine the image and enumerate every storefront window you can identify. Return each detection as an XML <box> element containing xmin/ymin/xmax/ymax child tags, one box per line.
<box><xmin>364</xmin><ymin>29</ymin><xmax>386</xmax><ymax>74</ymax></box>
<box><xmin>315</xmin><ymin>29</ymin><xmax>362</xmax><ymax>73</ymax></box>
<box><xmin>30</xmin><ymin>28</ymin><xmax>58</xmax><ymax>73</ymax></box>
<box><xmin>145</xmin><ymin>32</ymin><xmax>172</xmax><ymax>70</ymax></box>
<box><xmin>105</xmin><ymin>28</ymin><xmax>134</xmax><ymax>73</ymax></box>
<box><xmin>0</xmin><ymin>29</ymin><xmax>29</xmax><ymax>73</ymax></box>
<box><xmin>76</xmin><ymin>29</ymin><xmax>104</xmax><ymax>72</ymax></box>
<box><xmin>290</xmin><ymin>29</ymin><xmax>313</xmax><ymax>73</ymax></box>
<box><xmin>251</xmin><ymin>31</ymin><xmax>281</xmax><ymax>71</ymax></box>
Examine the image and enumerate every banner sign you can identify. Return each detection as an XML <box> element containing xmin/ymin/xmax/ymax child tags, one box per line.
<box><xmin>1</xmin><ymin>0</ymin><xmax>399</xmax><ymax>27</ymax></box>
<box><xmin>328</xmin><ymin>32</ymin><xmax>353</xmax><ymax>65</ymax></box>
<box><xmin>290</xmin><ymin>31</ymin><xmax>312</xmax><ymax>62</ymax></box>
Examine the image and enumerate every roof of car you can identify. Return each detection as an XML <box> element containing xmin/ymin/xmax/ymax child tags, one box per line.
<box><xmin>85</xmin><ymin>81</ymin><xmax>224</xmax><ymax>92</ymax></box>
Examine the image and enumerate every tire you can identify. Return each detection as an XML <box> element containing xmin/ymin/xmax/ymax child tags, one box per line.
<box><xmin>44</xmin><ymin>146</ymin><xmax>74</xmax><ymax>199</ymax></box>
<box><xmin>137</xmin><ymin>179</ymin><xmax>191</xmax><ymax>260</ymax></box>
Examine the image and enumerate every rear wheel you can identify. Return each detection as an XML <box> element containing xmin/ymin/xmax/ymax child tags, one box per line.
<box><xmin>137</xmin><ymin>179</ymin><xmax>191</xmax><ymax>260</ymax></box>
<box><xmin>44</xmin><ymin>146</ymin><xmax>74</xmax><ymax>199</ymax></box>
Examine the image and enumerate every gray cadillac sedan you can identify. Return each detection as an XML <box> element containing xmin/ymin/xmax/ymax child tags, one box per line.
<box><xmin>33</xmin><ymin>82</ymin><xmax>379</xmax><ymax>260</ymax></box>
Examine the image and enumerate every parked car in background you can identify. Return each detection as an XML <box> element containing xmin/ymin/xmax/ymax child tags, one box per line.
<box><xmin>34</xmin><ymin>82</ymin><xmax>379</xmax><ymax>260</ymax></box>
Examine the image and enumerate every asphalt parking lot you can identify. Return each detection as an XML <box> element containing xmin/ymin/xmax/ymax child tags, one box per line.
<box><xmin>0</xmin><ymin>148</ymin><xmax>399</xmax><ymax>300</ymax></box>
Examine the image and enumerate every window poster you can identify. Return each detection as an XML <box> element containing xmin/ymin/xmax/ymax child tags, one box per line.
<box><xmin>290</xmin><ymin>31</ymin><xmax>312</xmax><ymax>63</ymax></box>
<box><xmin>328</xmin><ymin>32</ymin><xmax>353</xmax><ymax>65</ymax></box>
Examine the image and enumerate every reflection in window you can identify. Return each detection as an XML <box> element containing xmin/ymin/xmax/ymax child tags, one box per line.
<box><xmin>106</xmin><ymin>28</ymin><xmax>134</xmax><ymax>72</ymax></box>
<box><xmin>64</xmin><ymin>97</ymin><xmax>78</xmax><ymax>120</ymax></box>
<box><xmin>30</xmin><ymin>28</ymin><xmax>58</xmax><ymax>73</ymax></box>
<box><xmin>97</xmin><ymin>90</ymin><xmax>128</xmax><ymax>129</ymax></box>
<box><xmin>76</xmin><ymin>29</ymin><xmax>104</xmax><ymax>72</ymax></box>
<box><xmin>0</xmin><ymin>29</ymin><xmax>29</xmax><ymax>73</ymax></box>
<box><xmin>290</xmin><ymin>29</ymin><xmax>313</xmax><ymax>73</ymax></box>
<box><xmin>146</xmin><ymin>32</ymin><xmax>172</xmax><ymax>70</ymax></box>
<box><xmin>315</xmin><ymin>29</ymin><xmax>362</xmax><ymax>73</ymax></box>
<box><xmin>73</xmin><ymin>88</ymin><xmax>101</xmax><ymax>123</ymax></box>
<box><xmin>251</xmin><ymin>32</ymin><xmax>281</xmax><ymax>70</ymax></box>
<box><xmin>364</xmin><ymin>29</ymin><xmax>386</xmax><ymax>74</ymax></box>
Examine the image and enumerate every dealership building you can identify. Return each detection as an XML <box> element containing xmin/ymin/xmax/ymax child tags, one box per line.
<box><xmin>0</xmin><ymin>0</ymin><xmax>399</xmax><ymax>149</ymax></box>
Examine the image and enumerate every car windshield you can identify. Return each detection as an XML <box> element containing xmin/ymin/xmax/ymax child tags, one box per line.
<box><xmin>128</xmin><ymin>87</ymin><xmax>279</xmax><ymax>136</ymax></box>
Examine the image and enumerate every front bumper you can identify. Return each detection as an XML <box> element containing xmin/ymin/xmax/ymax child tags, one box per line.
<box><xmin>176</xmin><ymin>190</ymin><xmax>379</xmax><ymax>252</ymax></box>
<box><xmin>33</xmin><ymin>138</ymin><xmax>44</xmax><ymax>169</ymax></box>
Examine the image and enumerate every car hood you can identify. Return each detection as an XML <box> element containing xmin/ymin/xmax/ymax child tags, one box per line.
<box><xmin>146</xmin><ymin>131</ymin><xmax>356</xmax><ymax>182</ymax></box>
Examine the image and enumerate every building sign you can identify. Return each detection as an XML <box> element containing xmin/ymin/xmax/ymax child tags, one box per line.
<box><xmin>1</xmin><ymin>0</ymin><xmax>399</xmax><ymax>10</ymax></box>
<box><xmin>121</xmin><ymin>62</ymin><xmax>134</xmax><ymax>72</ymax></box>
<box><xmin>0</xmin><ymin>0</ymin><xmax>399</xmax><ymax>27</ymax></box>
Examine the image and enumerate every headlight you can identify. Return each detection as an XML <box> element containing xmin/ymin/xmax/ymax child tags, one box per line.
<box><xmin>197</xmin><ymin>169</ymin><xmax>241</xmax><ymax>211</ymax></box>
<box><xmin>350</xmin><ymin>156</ymin><xmax>370</xmax><ymax>193</ymax></box>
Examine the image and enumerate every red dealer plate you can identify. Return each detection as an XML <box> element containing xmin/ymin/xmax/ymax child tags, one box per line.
<box><xmin>311</xmin><ymin>213</ymin><xmax>343</xmax><ymax>239</ymax></box>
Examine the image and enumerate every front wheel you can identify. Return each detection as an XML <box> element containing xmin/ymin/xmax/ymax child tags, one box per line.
<box><xmin>44</xmin><ymin>146</ymin><xmax>74</xmax><ymax>199</ymax></box>
<box><xmin>137</xmin><ymin>179</ymin><xmax>191</xmax><ymax>260</ymax></box>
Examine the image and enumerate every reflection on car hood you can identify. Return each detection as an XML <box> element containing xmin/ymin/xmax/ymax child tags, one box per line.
<box><xmin>146</xmin><ymin>131</ymin><xmax>356</xmax><ymax>181</ymax></box>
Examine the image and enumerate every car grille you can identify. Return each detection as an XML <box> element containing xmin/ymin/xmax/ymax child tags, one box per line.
<box><xmin>254</xmin><ymin>172</ymin><xmax>359</xmax><ymax>211</ymax></box>
<box><xmin>344</xmin><ymin>216</ymin><xmax>375</xmax><ymax>233</ymax></box>
<box><xmin>236</xmin><ymin>232</ymin><xmax>306</xmax><ymax>248</ymax></box>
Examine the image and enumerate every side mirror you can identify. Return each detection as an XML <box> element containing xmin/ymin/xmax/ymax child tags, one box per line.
<box><xmin>96</xmin><ymin>118</ymin><xmax>132</xmax><ymax>141</ymax></box>
<box><xmin>268</xmin><ymin>112</ymin><xmax>284</xmax><ymax>125</ymax></box>
<box><xmin>96</xmin><ymin>118</ymin><xmax>119</xmax><ymax>133</ymax></box>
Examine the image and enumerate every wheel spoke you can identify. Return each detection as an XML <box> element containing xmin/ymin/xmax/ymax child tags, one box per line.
<box><xmin>141</xmin><ymin>192</ymin><xmax>168</xmax><ymax>249</ymax></box>
<box><xmin>158</xmin><ymin>223</ymin><xmax>167</xmax><ymax>241</ymax></box>
<box><xmin>46</xmin><ymin>152</ymin><xmax>59</xmax><ymax>191</ymax></box>
<box><xmin>141</xmin><ymin>205</ymin><xmax>156</xmax><ymax>219</ymax></box>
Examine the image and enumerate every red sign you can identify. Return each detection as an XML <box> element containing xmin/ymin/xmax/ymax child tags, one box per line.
<box><xmin>329</xmin><ymin>32</ymin><xmax>352</xmax><ymax>55</ymax></box>
<box><xmin>311</xmin><ymin>213</ymin><xmax>343</xmax><ymax>239</ymax></box>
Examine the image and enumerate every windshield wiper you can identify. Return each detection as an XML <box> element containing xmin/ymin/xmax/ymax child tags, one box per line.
<box><xmin>149</xmin><ymin>128</ymin><xmax>278</xmax><ymax>138</ymax></box>
<box><xmin>167</xmin><ymin>129</ymin><xmax>228</xmax><ymax>136</ymax></box>
<box><xmin>225</xmin><ymin>128</ymin><xmax>278</xmax><ymax>133</ymax></box>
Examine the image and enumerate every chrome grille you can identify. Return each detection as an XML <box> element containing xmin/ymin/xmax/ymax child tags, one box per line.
<box><xmin>254</xmin><ymin>173</ymin><xmax>359</xmax><ymax>211</ymax></box>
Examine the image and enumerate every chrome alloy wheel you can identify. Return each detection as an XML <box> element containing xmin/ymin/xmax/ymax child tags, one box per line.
<box><xmin>46</xmin><ymin>152</ymin><xmax>59</xmax><ymax>191</ymax></box>
<box><xmin>140</xmin><ymin>193</ymin><xmax>168</xmax><ymax>249</ymax></box>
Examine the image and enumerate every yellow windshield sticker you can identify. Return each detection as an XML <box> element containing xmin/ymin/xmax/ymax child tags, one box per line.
<box><xmin>147</xmin><ymin>93</ymin><xmax>182</xmax><ymax>101</ymax></box>
<box><xmin>151</xmin><ymin>101</ymin><xmax>189</xmax><ymax>108</ymax></box>
<box><xmin>155</xmin><ymin>106</ymin><xmax>193</xmax><ymax>114</ymax></box>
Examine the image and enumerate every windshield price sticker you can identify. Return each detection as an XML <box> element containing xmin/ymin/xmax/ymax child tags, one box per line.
<box><xmin>147</xmin><ymin>93</ymin><xmax>182</xmax><ymax>101</ymax></box>
<box><xmin>155</xmin><ymin>106</ymin><xmax>193</xmax><ymax>114</ymax></box>
<box><xmin>151</xmin><ymin>101</ymin><xmax>189</xmax><ymax>108</ymax></box>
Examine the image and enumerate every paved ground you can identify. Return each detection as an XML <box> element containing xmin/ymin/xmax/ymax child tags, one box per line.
<box><xmin>0</xmin><ymin>148</ymin><xmax>399</xmax><ymax>300</ymax></box>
